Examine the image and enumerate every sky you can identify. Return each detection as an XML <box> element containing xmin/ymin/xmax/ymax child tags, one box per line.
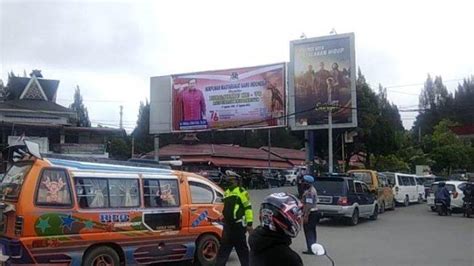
<box><xmin>1</xmin><ymin>0</ymin><xmax>473</xmax><ymax>132</ymax></box>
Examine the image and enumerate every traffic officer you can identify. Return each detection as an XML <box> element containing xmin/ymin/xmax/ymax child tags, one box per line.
<box><xmin>216</xmin><ymin>170</ymin><xmax>253</xmax><ymax>266</ymax></box>
<box><xmin>301</xmin><ymin>175</ymin><xmax>319</xmax><ymax>255</ymax></box>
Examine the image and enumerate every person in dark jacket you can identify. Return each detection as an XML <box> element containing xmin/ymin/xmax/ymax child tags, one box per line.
<box><xmin>249</xmin><ymin>192</ymin><xmax>304</xmax><ymax>266</ymax></box>
<box><xmin>435</xmin><ymin>182</ymin><xmax>451</xmax><ymax>210</ymax></box>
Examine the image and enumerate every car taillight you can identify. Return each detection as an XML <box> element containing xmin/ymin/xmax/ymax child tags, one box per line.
<box><xmin>453</xmin><ymin>192</ymin><xmax>458</xmax><ymax>199</ymax></box>
<box><xmin>15</xmin><ymin>216</ymin><xmax>23</xmax><ymax>236</ymax></box>
<box><xmin>337</xmin><ymin>197</ymin><xmax>348</xmax><ymax>206</ymax></box>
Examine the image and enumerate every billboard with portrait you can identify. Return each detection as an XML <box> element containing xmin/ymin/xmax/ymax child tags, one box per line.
<box><xmin>289</xmin><ymin>33</ymin><xmax>357</xmax><ymax>130</ymax></box>
<box><xmin>170</xmin><ymin>63</ymin><xmax>285</xmax><ymax>132</ymax></box>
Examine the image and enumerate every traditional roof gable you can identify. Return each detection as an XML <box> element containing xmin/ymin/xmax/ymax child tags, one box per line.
<box><xmin>19</xmin><ymin>76</ymin><xmax>48</xmax><ymax>100</ymax></box>
<box><xmin>6</xmin><ymin>76</ymin><xmax>59</xmax><ymax>101</ymax></box>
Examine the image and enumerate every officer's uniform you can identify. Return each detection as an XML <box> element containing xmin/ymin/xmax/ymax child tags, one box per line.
<box><xmin>216</xmin><ymin>185</ymin><xmax>253</xmax><ymax>266</ymax></box>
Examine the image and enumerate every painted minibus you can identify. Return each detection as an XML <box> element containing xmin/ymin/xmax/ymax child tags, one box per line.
<box><xmin>0</xmin><ymin>141</ymin><xmax>224</xmax><ymax>265</ymax></box>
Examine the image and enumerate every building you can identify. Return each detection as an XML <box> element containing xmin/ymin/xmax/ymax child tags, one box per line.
<box><xmin>144</xmin><ymin>144</ymin><xmax>295</xmax><ymax>172</ymax></box>
<box><xmin>0</xmin><ymin>70</ymin><xmax>125</xmax><ymax>159</ymax></box>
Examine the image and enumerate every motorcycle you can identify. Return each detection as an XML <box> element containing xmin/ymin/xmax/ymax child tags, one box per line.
<box><xmin>435</xmin><ymin>199</ymin><xmax>450</xmax><ymax>216</ymax></box>
<box><xmin>311</xmin><ymin>243</ymin><xmax>335</xmax><ymax>266</ymax></box>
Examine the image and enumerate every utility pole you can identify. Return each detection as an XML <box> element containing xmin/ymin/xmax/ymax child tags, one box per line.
<box><xmin>267</xmin><ymin>129</ymin><xmax>271</xmax><ymax>172</ymax></box>
<box><xmin>328</xmin><ymin>86</ymin><xmax>334</xmax><ymax>174</ymax></box>
<box><xmin>131</xmin><ymin>136</ymin><xmax>135</xmax><ymax>158</ymax></box>
<box><xmin>119</xmin><ymin>105</ymin><xmax>123</xmax><ymax>129</ymax></box>
<box><xmin>154</xmin><ymin>135</ymin><xmax>160</xmax><ymax>163</ymax></box>
<box><xmin>341</xmin><ymin>133</ymin><xmax>345</xmax><ymax>173</ymax></box>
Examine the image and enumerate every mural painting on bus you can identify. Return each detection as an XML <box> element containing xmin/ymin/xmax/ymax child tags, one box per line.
<box><xmin>34</xmin><ymin>212</ymin><xmax>145</xmax><ymax>236</ymax></box>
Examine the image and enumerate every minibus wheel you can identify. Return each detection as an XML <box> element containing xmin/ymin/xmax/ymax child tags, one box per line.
<box><xmin>83</xmin><ymin>246</ymin><xmax>120</xmax><ymax>266</ymax></box>
<box><xmin>195</xmin><ymin>234</ymin><xmax>219</xmax><ymax>266</ymax></box>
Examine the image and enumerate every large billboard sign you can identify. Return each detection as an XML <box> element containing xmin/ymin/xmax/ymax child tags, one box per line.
<box><xmin>289</xmin><ymin>33</ymin><xmax>357</xmax><ymax>130</ymax></box>
<box><xmin>170</xmin><ymin>63</ymin><xmax>285</xmax><ymax>132</ymax></box>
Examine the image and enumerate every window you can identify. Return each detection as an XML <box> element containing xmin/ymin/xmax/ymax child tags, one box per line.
<box><xmin>378</xmin><ymin>174</ymin><xmax>388</xmax><ymax>187</ymax></box>
<box><xmin>36</xmin><ymin>169</ymin><xmax>72</xmax><ymax>206</ymax></box>
<box><xmin>108</xmin><ymin>179</ymin><xmax>140</xmax><ymax>208</ymax></box>
<box><xmin>416</xmin><ymin>178</ymin><xmax>423</xmax><ymax>185</ymax></box>
<box><xmin>75</xmin><ymin>178</ymin><xmax>109</xmax><ymax>208</ymax></box>
<box><xmin>397</xmin><ymin>176</ymin><xmax>404</xmax><ymax>186</ymax></box>
<box><xmin>215</xmin><ymin>190</ymin><xmax>224</xmax><ymax>203</ymax></box>
<box><xmin>352</xmin><ymin>172</ymin><xmax>372</xmax><ymax>184</ymax></box>
<box><xmin>408</xmin><ymin>177</ymin><xmax>416</xmax><ymax>186</ymax></box>
<box><xmin>355</xmin><ymin>182</ymin><xmax>363</xmax><ymax>193</ymax></box>
<box><xmin>189</xmin><ymin>181</ymin><xmax>214</xmax><ymax>204</ymax></box>
<box><xmin>0</xmin><ymin>163</ymin><xmax>32</xmax><ymax>200</ymax></box>
<box><xmin>347</xmin><ymin>180</ymin><xmax>355</xmax><ymax>193</ymax></box>
<box><xmin>144</xmin><ymin>179</ymin><xmax>180</xmax><ymax>207</ymax></box>
<box><xmin>400</xmin><ymin>175</ymin><xmax>412</xmax><ymax>186</ymax></box>
<box><xmin>458</xmin><ymin>183</ymin><xmax>466</xmax><ymax>191</ymax></box>
<box><xmin>361</xmin><ymin>183</ymin><xmax>370</xmax><ymax>194</ymax></box>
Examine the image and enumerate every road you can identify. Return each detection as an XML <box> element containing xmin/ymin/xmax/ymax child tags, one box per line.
<box><xmin>226</xmin><ymin>186</ymin><xmax>473</xmax><ymax>266</ymax></box>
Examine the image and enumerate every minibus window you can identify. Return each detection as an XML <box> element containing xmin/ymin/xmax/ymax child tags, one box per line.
<box><xmin>143</xmin><ymin>179</ymin><xmax>180</xmax><ymax>207</ymax></box>
<box><xmin>109</xmin><ymin>179</ymin><xmax>140</xmax><ymax>208</ymax></box>
<box><xmin>189</xmin><ymin>181</ymin><xmax>214</xmax><ymax>204</ymax></box>
<box><xmin>75</xmin><ymin>178</ymin><xmax>109</xmax><ymax>208</ymax></box>
<box><xmin>0</xmin><ymin>163</ymin><xmax>32</xmax><ymax>200</ymax></box>
<box><xmin>36</xmin><ymin>169</ymin><xmax>72</xmax><ymax>206</ymax></box>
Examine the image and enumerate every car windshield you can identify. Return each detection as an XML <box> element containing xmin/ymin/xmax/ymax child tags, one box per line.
<box><xmin>431</xmin><ymin>184</ymin><xmax>456</xmax><ymax>193</ymax></box>
<box><xmin>351</xmin><ymin>172</ymin><xmax>372</xmax><ymax>184</ymax></box>
<box><xmin>314</xmin><ymin>179</ymin><xmax>345</xmax><ymax>195</ymax></box>
<box><xmin>0</xmin><ymin>163</ymin><xmax>33</xmax><ymax>200</ymax></box>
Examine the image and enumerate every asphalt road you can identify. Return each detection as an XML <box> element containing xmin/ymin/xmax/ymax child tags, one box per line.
<box><xmin>226</xmin><ymin>186</ymin><xmax>473</xmax><ymax>266</ymax></box>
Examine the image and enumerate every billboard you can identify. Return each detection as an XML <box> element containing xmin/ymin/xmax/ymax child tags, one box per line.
<box><xmin>289</xmin><ymin>33</ymin><xmax>357</xmax><ymax>130</ymax></box>
<box><xmin>170</xmin><ymin>63</ymin><xmax>286</xmax><ymax>131</ymax></box>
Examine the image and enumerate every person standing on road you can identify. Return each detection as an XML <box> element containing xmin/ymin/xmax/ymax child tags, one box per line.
<box><xmin>249</xmin><ymin>192</ymin><xmax>304</xmax><ymax>266</ymax></box>
<box><xmin>301</xmin><ymin>175</ymin><xmax>319</xmax><ymax>254</ymax></box>
<box><xmin>216</xmin><ymin>171</ymin><xmax>254</xmax><ymax>266</ymax></box>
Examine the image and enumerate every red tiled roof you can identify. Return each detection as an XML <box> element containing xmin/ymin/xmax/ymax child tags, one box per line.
<box><xmin>260</xmin><ymin>146</ymin><xmax>306</xmax><ymax>160</ymax></box>
<box><xmin>210</xmin><ymin>157</ymin><xmax>292</xmax><ymax>169</ymax></box>
<box><xmin>158</xmin><ymin>144</ymin><xmax>286</xmax><ymax>161</ymax></box>
<box><xmin>450</xmin><ymin>125</ymin><xmax>474</xmax><ymax>136</ymax></box>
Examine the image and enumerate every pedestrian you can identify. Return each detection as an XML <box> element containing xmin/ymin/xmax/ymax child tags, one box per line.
<box><xmin>215</xmin><ymin>170</ymin><xmax>254</xmax><ymax>266</ymax></box>
<box><xmin>301</xmin><ymin>174</ymin><xmax>319</xmax><ymax>254</ymax></box>
<box><xmin>249</xmin><ymin>192</ymin><xmax>304</xmax><ymax>266</ymax></box>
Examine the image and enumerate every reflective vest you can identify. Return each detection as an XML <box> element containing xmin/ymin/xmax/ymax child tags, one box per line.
<box><xmin>223</xmin><ymin>186</ymin><xmax>253</xmax><ymax>226</ymax></box>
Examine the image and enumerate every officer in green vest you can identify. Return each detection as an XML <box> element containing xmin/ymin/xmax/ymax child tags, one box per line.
<box><xmin>216</xmin><ymin>170</ymin><xmax>253</xmax><ymax>266</ymax></box>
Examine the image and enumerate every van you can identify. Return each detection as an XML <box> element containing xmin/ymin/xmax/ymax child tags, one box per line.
<box><xmin>383</xmin><ymin>172</ymin><xmax>424</xmax><ymax>206</ymax></box>
<box><xmin>348</xmin><ymin>170</ymin><xmax>395</xmax><ymax>213</ymax></box>
<box><xmin>0</xmin><ymin>142</ymin><xmax>224</xmax><ymax>265</ymax></box>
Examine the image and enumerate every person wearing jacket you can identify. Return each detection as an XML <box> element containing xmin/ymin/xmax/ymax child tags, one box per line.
<box><xmin>249</xmin><ymin>192</ymin><xmax>304</xmax><ymax>266</ymax></box>
<box><xmin>216</xmin><ymin>171</ymin><xmax>253</xmax><ymax>266</ymax></box>
<box><xmin>435</xmin><ymin>182</ymin><xmax>451</xmax><ymax>209</ymax></box>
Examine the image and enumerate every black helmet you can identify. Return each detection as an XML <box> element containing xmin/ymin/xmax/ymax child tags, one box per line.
<box><xmin>259</xmin><ymin>192</ymin><xmax>303</xmax><ymax>238</ymax></box>
<box><xmin>439</xmin><ymin>182</ymin><xmax>446</xmax><ymax>187</ymax></box>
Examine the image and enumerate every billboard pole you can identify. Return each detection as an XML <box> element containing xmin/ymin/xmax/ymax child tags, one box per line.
<box><xmin>267</xmin><ymin>129</ymin><xmax>271</xmax><ymax>172</ymax></box>
<box><xmin>154</xmin><ymin>135</ymin><xmax>160</xmax><ymax>163</ymax></box>
<box><xmin>328</xmin><ymin>89</ymin><xmax>333</xmax><ymax>174</ymax></box>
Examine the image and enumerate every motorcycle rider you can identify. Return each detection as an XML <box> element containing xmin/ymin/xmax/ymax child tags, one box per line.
<box><xmin>435</xmin><ymin>182</ymin><xmax>451</xmax><ymax>214</ymax></box>
<box><xmin>249</xmin><ymin>192</ymin><xmax>304</xmax><ymax>266</ymax></box>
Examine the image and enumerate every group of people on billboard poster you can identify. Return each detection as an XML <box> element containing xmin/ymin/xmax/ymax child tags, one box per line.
<box><xmin>295</xmin><ymin>61</ymin><xmax>352</xmax><ymax>126</ymax></box>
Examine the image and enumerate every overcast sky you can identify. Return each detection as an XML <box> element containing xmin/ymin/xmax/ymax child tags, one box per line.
<box><xmin>1</xmin><ymin>0</ymin><xmax>473</xmax><ymax>131</ymax></box>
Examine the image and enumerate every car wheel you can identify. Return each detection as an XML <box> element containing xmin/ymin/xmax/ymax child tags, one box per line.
<box><xmin>430</xmin><ymin>206</ymin><xmax>436</xmax><ymax>212</ymax></box>
<box><xmin>418</xmin><ymin>195</ymin><xmax>424</xmax><ymax>204</ymax></box>
<box><xmin>195</xmin><ymin>234</ymin><xmax>219</xmax><ymax>266</ymax></box>
<box><xmin>404</xmin><ymin>196</ymin><xmax>409</xmax><ymax>207</ymax></box>
<box><xmin>379</xmin><ymin>202</ymin><xmax>385</xmax><ymax>214</ymax></box>
<box><xmin>291</xmin><ymin>180</ymin><xmax>296</xmax><ymax>186</ymax></box>
<box><xmin>82</xmin><ymin>246</ymin><xmax>120</xmax><ymax>266</ymax></box>
<box><xmin>370</xmin><ymin>205</ymin><xmax>379</xmax><ymax>220</ymax></box>
<box><xmin>348</xmin><ymin>208</ymin><xmax>359</xmax><ymax>226</ymax></box>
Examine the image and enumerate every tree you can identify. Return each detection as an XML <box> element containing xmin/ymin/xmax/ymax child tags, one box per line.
<box><xmin>69</xmin><ymin>86</ymin><xmax>91</xmax><ymax>127</ymax></box>
<box><xmin>429</xmin><ymin>119</ymin><xmax>472</xmax><ymax>175</ymax></box>
<box><xmin>453</xmin><ymin>76</ymin><xmax>474</xmax><ymax>124</ymax></box>
<box><xmin>374</xmin><ymin>154</ymin><xmax>410</xmax><ymax>172</ymax></box>
<box><xmin>413</xmin><ymin>75</ymin><xmax>453</xmax><ymax>136</ymax></box>
<box><xmin>132</xmin><ymin>100</ymin><xmax>154</xmax><ymax>154</ymax></box>
<box><xmin>108</xmin><ymin>137</ymin><xmax>131</xmax><ymax>160</ymax></box>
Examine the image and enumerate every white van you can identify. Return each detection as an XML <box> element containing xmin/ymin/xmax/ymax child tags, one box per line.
<box><xmin>383</xmin><ymin>172</ymin><xmax>424</xmax><ymax>206</ymax></box>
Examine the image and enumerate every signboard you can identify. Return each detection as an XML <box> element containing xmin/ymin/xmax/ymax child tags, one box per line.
<box><xmin>289</xmin><ymin>33</ymin><xmax>357</xmax><ymax>130</ymax></box>
<box><xmin>170</xmin><ymin>63</ymin><xmax>285</xmax><ymax>131</ymax></box>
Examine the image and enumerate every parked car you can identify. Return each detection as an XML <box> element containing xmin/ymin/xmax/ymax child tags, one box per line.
<box><xmin>383</xmin><ymin>172</ymin><xmax>424</xmax><ymax>206</ymax></box>
<box><xmin>416</xmin><ymin>176</ymin><xmax>448</xmax><ymax>199</ymax></box>
<box><xmin>262</xmin><ymin>169</ymin><xmax>286</xmax><ymax>187</ymax></box>
<box><xmin>348</xmin><ymin>170</ymin><xmax>396</xmax><ymax>213</ymax></box>
<box><xmin>282</xmin><ymin>169</ymin><xmax>298</xmax><ymax>186</ymax></box>
<box><xmin>315</xmin><ymin>176</ymin><xmax>378</xmax><ymax>226</ymax></box>
<box><xmin>426</xmin><ymin>181</ymin><xmax>467</xmax><ymax>211</ymax></box>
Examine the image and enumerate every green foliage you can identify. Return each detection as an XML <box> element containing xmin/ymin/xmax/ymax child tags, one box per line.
<box><xmin>69</xmin><ymin>86</ymin><xmax>91</xmax><ymax>127</ymax></box>
<box><xmin>374</xmin><ymin>154</ymin><xmax>410</xmax><ymax>172</ymax></box>
<box><xmin>108</xmin><ymin>137</ymin><xmax>131</xmax><ymax>160</ymax></box>
<box><xmin>132</xmin><ymin>100</ymin><xmax>154</xmax><ymax>154</ymax></box>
